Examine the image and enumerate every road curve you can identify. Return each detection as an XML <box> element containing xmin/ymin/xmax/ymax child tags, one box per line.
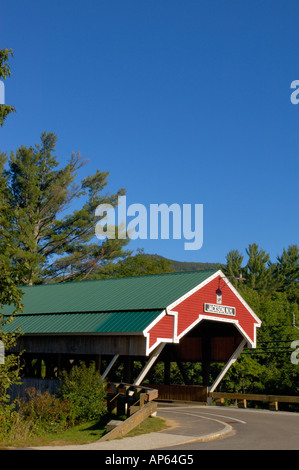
<box><xmin>156</xmin><ymin>405</ymin><xmax>299</xmax><ymax>450</ymax></box>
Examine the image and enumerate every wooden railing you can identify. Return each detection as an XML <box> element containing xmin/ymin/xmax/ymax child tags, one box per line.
<box><xmin>106</xmin><ymin>382</ymin><xmax>158</xmax><ymax>417</ymax></box>
<box><xmin>209</xmin><ymin>391</ymin><xmax>299</xmax><ymax>411</ymax></box>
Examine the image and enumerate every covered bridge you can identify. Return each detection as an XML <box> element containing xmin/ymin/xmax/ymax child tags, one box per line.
<box><xmin>4</xmin><ymin>269</ymin><xmax>261</xmax><ymax>400</ymax></box>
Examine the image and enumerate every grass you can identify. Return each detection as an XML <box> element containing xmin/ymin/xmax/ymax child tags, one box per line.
<box><xmin>125</xmin><ymin>416</ymin><xmax>168</xmax><ymax>437</ymax></box>
<box><xmin>0</xmin><ymin>419</ymin><xmax>108</xmax><ymax>449</ymax></box>
<box><xmin>0</xmin><ymin>415</ymin><xmax>169</xmax><ymax>449</ymax></box>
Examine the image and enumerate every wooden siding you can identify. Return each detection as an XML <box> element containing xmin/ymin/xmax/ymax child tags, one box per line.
<box><xmin>143</xmin><ymin>383</ymin><xmax>208</xmax><ymax>402</ymax></box>
<box><xmin>146</xmin><ymin>313</ymin><xmax>174</xmax><ymax>350</ymax></box>
<box><xmin>174</xmin><ymin>275</ymin><xmax>259</xmax><ymax>342</ymax></box>
<box><xmin>11</xmin><ymin>323</ymin><xmax>243</xmax><ymax>363</ymax></box>
<box><xmin>10</xmin><ymin>334</ymin><xmax>147</xmax><ymax>356</ymax></box>
<box><xmin>9</xmin><ymin>378</ymin><xmax>60</xmax><ymax>402</ymax></box>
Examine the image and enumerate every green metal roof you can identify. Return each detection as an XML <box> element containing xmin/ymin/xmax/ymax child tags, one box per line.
<box><xmin>2</xmin><ymin>270</ymin><xmax>217</xmax><ymax>315</ymax></box>
<box><xmin>3</xmin><ymin>310</ymin><xmax>162</xmax><ymax>334</ymax></box>
<box><xmin>2</xmin><ymin>270</ymin><xmax>217</xmax><ymax>334</ymax></box>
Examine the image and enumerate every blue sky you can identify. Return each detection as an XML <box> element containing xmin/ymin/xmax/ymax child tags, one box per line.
<box><xmin>0</xmin><ymin>0</ymin><xmax>298</xmax><ymax>265</ymax></box>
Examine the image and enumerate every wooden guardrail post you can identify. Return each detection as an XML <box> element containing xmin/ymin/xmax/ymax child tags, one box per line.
<box><xmin>269</xmin><ymin>397</ymin><xmax>279</xmax><ymax>411</ymax></box>
<box><xmin>117</xmin><ymin>383</ymin><xmax>129</xmax><ymax>416</ymax></box>
<box><xmin>140</xmin><ymin>392</ymin><xmax>146</xmax><ymax>407</ymax></box>
<box><xmin>127</xmin><ymin>386</ymin><xmax>142</xmax><ymax>417</ymax></box>
<box><xmin>216</xmin><ymin>397</ymin><xmax>225</xmax><ymax>406</ymax></box>
<box><xmin>237</xmin><ymin>398</ymin><xmax>247</xmax><ymax>409</ymax></box>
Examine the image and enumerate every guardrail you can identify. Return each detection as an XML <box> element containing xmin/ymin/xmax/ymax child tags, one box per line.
<box><xmin>209</xmin><ymin>391</ymin><xmax>299</xmax><ymax>411</ymax></box>
<box><xmin>106</xmin><ymin>384</ymin><xmax>299</xmax><ymax>413</ymax></box>
<box><xmin>106</xmin><ymin>382</ymin><xmax>158</xmax><ymax>417</ymax></box>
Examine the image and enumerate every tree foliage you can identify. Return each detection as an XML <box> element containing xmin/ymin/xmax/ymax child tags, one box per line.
<box><xmin>0</xmin><ymin>47</ymin><xmax>25</xmax><ymax>411</ymax></box>
<box><xmin>219</xmin><ymin>244</ymin><xmax>299</xmax><ymax>397</ymax></box>
<box><xmin>0</xmin><ymin>48</ymin><xmax>15</xmax><ymax>126</ymax></box>
<box><xmin>0</xmin><ymin>132</ymin><xmax>131</xmax><ymax>285</ymax></box>
<box><xmin>0</xmin><ymin>263</ymin><xmax>23</xmax><ymax>404</ymax></box>
<box><xmin>96</xmin><ymin>248</ymin><xmax>174</xmax><ymax>279</ymax></box>
<box><xmin>58</xmin><ymin>362</ymin><xmax>107</xmax><ymax>423</ymax></box>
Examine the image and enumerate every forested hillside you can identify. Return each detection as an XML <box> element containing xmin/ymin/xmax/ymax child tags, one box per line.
<box><xmin>156</xmin><ymin>257</ymin><xmax>219</xmax><ymax>272</ymax></box>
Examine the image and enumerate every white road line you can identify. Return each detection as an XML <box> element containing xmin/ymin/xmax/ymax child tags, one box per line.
<box><xmin>159</xmin><ymin>407</ymin><xmax>247</xmax><ymax>424</ymax></box>
<box><xmin>158</xmin><ymin>409</ymin><xmax>234</xmax><ymax>441</ymax></box>
<box><xmin>159</xmin><ymin>409</ymin><xmax>235</xmax><ymax>426</ymax></box>
<box><xmin>198</xmin><ymin>411</ymin><xmax>247</xmax><ymax>424</ymax></box>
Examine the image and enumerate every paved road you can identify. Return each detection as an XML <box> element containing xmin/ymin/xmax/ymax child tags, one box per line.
<box><xmin>156</xmin><ymin>405</ymin><xmax>299</xmax><ymax>450</ymax></box>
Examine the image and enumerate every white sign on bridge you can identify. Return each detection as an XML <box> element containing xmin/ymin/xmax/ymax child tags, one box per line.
<box><xmin>204</xmin><ymin>303</ymin><xmax>236</xmax><ymax>316</ymax></box>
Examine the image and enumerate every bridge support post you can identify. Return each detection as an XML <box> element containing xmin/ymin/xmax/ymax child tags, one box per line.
<box><xmin>208</xmin><ymin>338</ymin><xmax>247</xmax><ymax>395</ymax></box>
<box><xmin>134</xmin><ymin>343</ymin><xmax>166</xmax><ymax>386</ymax></box>
<box><xmin>101</xmin><ymin>354</ymin><xmax>119</xmax><ymax>381</ymax></box>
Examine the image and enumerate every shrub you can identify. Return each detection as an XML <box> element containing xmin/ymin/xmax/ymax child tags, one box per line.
<box><xmin>17</xmin><ymin>387</ymin><xmax>72</xmax><ymax>434</ymax></box>
<box><xmin>0</xmin><ymin>362</ymin><xmax>107</xmax><ymax>443</ymax></box>
<box><xmin>0</xmin><ymin>387</ymin><xmax>72</xmax><ymax>442</ymax></box>
<box><xmin>0</xmin><ymin>401</ymin><xmax>16</xmax><ymax>439</ymax></box>
<box><xmin>58</xmin><ymin>361</ymin><xmax>107</xmax><ymax>424</ymax></box>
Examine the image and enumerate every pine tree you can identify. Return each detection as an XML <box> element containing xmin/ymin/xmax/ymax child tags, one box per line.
<box><xmin>0</xmin><ymin>132</ymin><xmax>129</xmax><ymax>284</ymax></box>
<box><xmin>222</xmin><ymin>249</ymin><xmax>244</xmax><ymax>281</ymax></box>
<box><xmin>274</xmin><ymin>245</ymin><xmax>299</xmax><ymax>303</ymax></box>
<box><xmin>244</xmin><ymin>243</ymin><xmax>272</xmax><ymax>290</ymax></box>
